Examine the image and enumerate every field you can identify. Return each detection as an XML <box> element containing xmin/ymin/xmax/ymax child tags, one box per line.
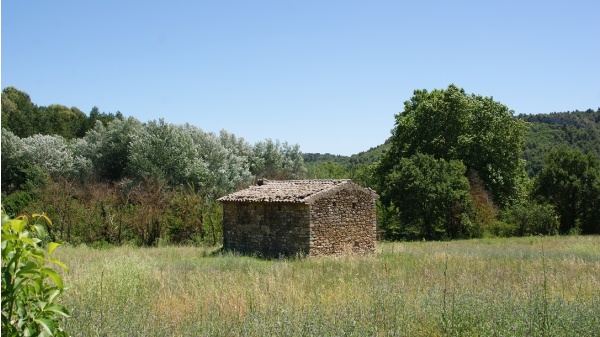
<box><xmin>54</xmin><ymin>236</ymin><xmax>600</xmax><ymax>336</ymax></box>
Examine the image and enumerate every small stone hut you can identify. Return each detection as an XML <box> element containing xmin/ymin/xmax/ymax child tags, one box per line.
<box><xmin>217</xmin><ymin>179</ymin><xmax>379</xmax><ymax>257</ymax></box>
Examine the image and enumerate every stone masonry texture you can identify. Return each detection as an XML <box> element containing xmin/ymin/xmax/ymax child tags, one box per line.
<box><xmin>218</xmin><ymin>179</ymin><xmax>378</xmax><ymax>257</ymax></box>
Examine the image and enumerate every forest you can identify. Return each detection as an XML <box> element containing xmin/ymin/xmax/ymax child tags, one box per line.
<box><xmin>2</xmin><ymin>85</ymin><xmax>599</xmax><ymax>246</ymax></box>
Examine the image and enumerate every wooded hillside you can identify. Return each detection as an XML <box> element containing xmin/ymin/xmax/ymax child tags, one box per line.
<box><xmin>305</xmin><ymin>108</ymin><xmax>600</xmax><ymax>178</ymax></box>
<box><xmin>519</xmin><ymin>108</ymin><xmax>600</xmax><ymax>175</ymax></box>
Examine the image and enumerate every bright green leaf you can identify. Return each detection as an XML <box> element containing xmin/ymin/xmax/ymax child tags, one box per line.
<box><xmin>48</xmin><ymin>258</ymin><xmax>69</xmax><ymax>272</ymax></box>
<box><xmin>33</xmin><ymin>224</ymin><xmax>48</xmax><ymax>237</ymax></box>
<box><xmin>35</xmin><ymin>317</ymin><xmax>55</xmax><ymax>335</ymax></box>
<box><xmin>47</xmin><ymin>289</ymin><xmax>61</xmax><ymax>303</ymax></box>
<box><xmin>41</xmin><ymin>268</ymin><xmax>63</xmax><ymax>290</ymax></box>
<box><xmin>48</xmin><ymin>242</ymin><xmax>60</xmax><ymax>255</ymax></box>
<box><xmin>9</xmin><ymin>219</ymin><xmax>28</xmax><ymax>233</ymax></box>
<box><xmin>46</xmin><ymin>304</ymin><xmax>71</xmax><ymax>318</ymax></box>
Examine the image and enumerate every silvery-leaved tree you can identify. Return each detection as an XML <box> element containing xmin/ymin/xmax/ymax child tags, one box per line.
<box><xmin>20</xmin><ymin>134</ymin><xmax>91</xmax><ymax>178</ymax></box>
<box><xmin>127</xmin><ymin>119</ymin><xmax>199</xmax><ymax>186</ymax></box>
<box><xmin>251</xmin><ymin>139</ymin><xmax>306</xmax><ymax>180</ymax></box>
<box><xmin>185</xmin><ymin>125</ymin><xmax>253</xmax><ymax>197</ymax></box>
<box><xmin>77</xmin><ymin>117</ymin><xmax>143</xmax><ymax>180</ymax></box>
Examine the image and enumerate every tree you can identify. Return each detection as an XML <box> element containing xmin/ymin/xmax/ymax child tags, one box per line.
<box><xmin>185</xmin><ymin>125</ymin><xmax>253</xmax><ymax>197</ymax></box>
<box><xmin>1</xmin><ymin>128</ymin><xmax>27</xmax><ymax>193</ymax></box>
<box><xmin>376</xmin><ymin>84</ymin><xmax>528</xmax><ymax>208</ymax></box>
<box><xmin>305</xmin><ymin>161</ymin><xmax>348</xmax><ymax>179</ymax></box>
<box><xmin>378</xmin><ymin>153</ymin><xmax>473</xmax><ymax>240</ymax></box>
<box><xmin>1</xmin><ymin>87</ymin><xmax>39</xmax><ymax>137</ymax></box>
<box><xmin>250</xmin><ymin>139</ymin><xmax>306</xmax><ymax>180</ymax></box>
<box><xmin>127</xmin><ymin>119</ymin><xmax>200</xmax><ymax>186</ymax></box>
<box><xmin>21</xmin><ymin>134</ymin><xmax>79</xmax><ymax>177</ymax></box>
<box><xmin>42</xmin><ymin>104</ymin><xmax>88</xmax><ymax>139</ymax></box>
<box><xmin>76</xmin><ymin>117</ymin><xmax>143</xmax><ymax>180</ymax></box>
<box><xmin>533</xmin><ymin>148</ymin><xmax>600</xmax><ymax>234</ymax></box>
<box><xmin>86</xmin><ymin>106</ymin><xmax>122</xmax><ymax>131</ymax></box>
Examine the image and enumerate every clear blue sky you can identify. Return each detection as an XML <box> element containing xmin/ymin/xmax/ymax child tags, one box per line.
<box><xmin>2</xmin><ymin>1</ymin><xmax>599</xmax><ymax>155</ymax></box>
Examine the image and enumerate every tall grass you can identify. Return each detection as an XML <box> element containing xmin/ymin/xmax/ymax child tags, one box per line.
<box><xmin>54</xmin><ymin>236</ymin><xmax>600</xmax><ymax>336</ymax></box>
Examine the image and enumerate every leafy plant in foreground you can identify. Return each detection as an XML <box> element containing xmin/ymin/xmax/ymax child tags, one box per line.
<box><xmin>1</xmin><ymin>211</ymin><xmax>70</xmax><ymax>336</ymax></box>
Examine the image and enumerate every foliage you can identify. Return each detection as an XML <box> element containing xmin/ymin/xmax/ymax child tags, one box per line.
<box><xmin>1</xmin><ymin>87</ymin><xmax>119</xmax><ymax>139</ymax></box>
<box><xmin>251</xmin><ymin>139</ymin><xmax>305</xmax><ymax>180</ymax></box>
<box><xmin>20</xmin><ymin>134</ymin><xmax>90</xmax><ymax>178</ymax></box>
<box><xmin>376</xmin><ymin>84</ymin><xmax>528</xmax><ymax>208</ymax></box>
<box><xmin>38</xmin><ymin>104</ymin><xmax>88</xmax><ymax>139</ymax></box>
<box><xmin>5</xmin><ymin>85</ymin><xmax>599</xmax><ymax>245</ymax></box>
<box><xmin>533</xmin><ymin>148</ymin><xmax>600</xmax><ymax>234</ymax></box>
<box><xmin>1</xmin><ymin>87</ymin><xmax>39</xmax><ymax>138</ymax></box>
<box><xmin>186</xmin><ymin>126</ymin><xmax>253</xmax><ymax>197</ymax></box>
<box><xmin>76</xmin><ymin>117</ymin><xmax>143</xmax><ymax>180</ymax></box>
<box><xmin>1</xmin><ymin>211</ymin><xmax>70</xmax><ymax>337</ymax></box>
<box><xmin>498</xmin><ymin>201</ymin><xmax>559</xmax><ymax>236</ymax></box>
<box><xmin>165</xmin><ymin>186</ymin><xmax>225</xmax><ymax>246</ymax></box>
<box><xmin>128</xmin><ymin>119</ymin><xmax>200</xmax><ymax>186</ymax></box>
<box><xmin>16</xmin><ymin>178</ymin><xmax>225</xmax><ymax>247</ymax></box>
<box><xmin>371</xmin><ymin>84</ymin><xmax>532</xmax><ymax>240</ymax></box>
<box><xmin>303</xmin><ymin>141</ymin><xmax>391</xmax><ymax>185</ymax></box>
<box><xmin>305</xmin><ymin>161</ymin><xmax>349</xmax><ymax>179</ymax></box>
<box><xmin>377</xmin><ymin>153</ymin><xmax>474</xmax><ymax>240</ymax></box>
<box><xmin>466</xmin><ymin>171</ymin><xmax>498</xmax><ymax>234</ymax></box>
<box><xmin>1</xmin><ymin>128</ymin><xmax>29</xmax><ymax>194</ymax></box>
<box><xmin>520</xmin><ymin>108</ymin><xmax>600</xmax><ymax>176</ymax></box>
<box><xmin>303</xmin><ymin>140</ymin><xmax>391</xmax><ymax>167</ymax></box>
<box><xmin>122</xmin><ymin>178</ymin><xmax>173</xmax><ymax>246</ymax></box>
<box><xmin>86</xmin><ymin>106</ymin><xmax>124</xmax><ymax>130</ymax></box>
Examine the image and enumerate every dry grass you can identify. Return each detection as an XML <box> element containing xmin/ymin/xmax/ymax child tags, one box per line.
<box><xmin>54</xmin><ymin>236</ymin><xmax>600</xmax><ymax>336</ymax></box>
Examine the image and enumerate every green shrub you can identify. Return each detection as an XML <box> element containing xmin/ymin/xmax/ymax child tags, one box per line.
<box><xmin>1</xmin><ymin>191</ymin><xmax>35</xmax><ymax>217</ymax></box>
<box><xmin>484</xmin><ymin>221</ymin><xmax>519</xmax><ymax>238</ymax></box>
<box><xmin>1</xmin><ymin>211</ymin><xmax>70</xmax><ymax>336</ymax></box>
<box><xmin>499</xmin><ymin>201</ymin><xmax>559</xmax><ymax>236</ymax></box>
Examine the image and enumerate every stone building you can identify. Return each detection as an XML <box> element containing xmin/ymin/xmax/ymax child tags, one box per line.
<box><xmin>217</xmin><ymin>179</ymin><xmax>379</xmax><ymax>257</ymax></box>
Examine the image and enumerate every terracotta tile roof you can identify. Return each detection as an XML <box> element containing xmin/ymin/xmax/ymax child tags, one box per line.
<box><xmin>218</xmin><ymin>179</ymin><xmax>375</xmax><ymax>203</ymax></box>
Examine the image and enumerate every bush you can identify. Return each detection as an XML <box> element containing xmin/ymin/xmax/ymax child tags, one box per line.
<box><xmin>1</xmin><ymin>211</ymin><xmax>70</xmax><ymax>336</ymax></box>
<box><xmin>499</xmin><ymin>202</ymin><xmax>559</xmax><ymax>236</ymax></box>
<box><xmin>1</xmin><ymin>191</ymin><xmax>35</xmax><ymax>217</ymax></box>
<box><xmin>483</xmin><ymin>221</ymin><xmax>519</xmax><ymax>238</ymax></box>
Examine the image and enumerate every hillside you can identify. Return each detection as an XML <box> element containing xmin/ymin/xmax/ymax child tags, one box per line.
<box><xmin>519</xmin><ymin>108</ymin><xmax>600</xmax><ymax>175</ymax></box>
<box><xmin>305</xmin><ymin>109</ymin><xmax>600</xmax><ymax>177</ymax></box>
<box><xmin>304</xmin><ymin>139</ymin><xmax>391</xmax><ymax>166</ymax></box>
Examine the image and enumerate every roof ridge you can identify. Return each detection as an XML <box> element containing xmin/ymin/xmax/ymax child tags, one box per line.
<box><xmin>218</xmin><ymin>179</ymin><xmax>363</xmax><ymax>203</ymax></box>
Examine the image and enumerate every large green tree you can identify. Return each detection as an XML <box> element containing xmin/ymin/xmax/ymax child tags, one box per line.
<box><xmin>41</xmin><ymin>104</ymin><xmax>88</xmax><ymax>139</ymax></box>
<box><xmin>533</xmin><ymin>148</ymin><xmax>600</xmax><ymax>234</ymax></box>
<box><xmin>376</xmin><ymin>84</ymin><xmax>528</xmax><ymax>208</ymax></box>
<box><xmin>1</xmin><ymin>87</ymin><xmax>39</xmax><ymax>137</ymax></box>
<box><xmin>378</xmin><ymin>153</ymin><xmax>473</xmax><ymax>240</ymax></box>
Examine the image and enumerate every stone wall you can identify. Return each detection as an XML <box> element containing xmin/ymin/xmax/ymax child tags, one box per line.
<box><xmin>308</xmin><ymin>185</ymin><xmax>377</xmax><ymax>255</ymax></box>
<box><xmin>222</xmin><ymin>201</ymin><xmax>311</xmax><ymax>257</ymax></box>
<box><xmin>221</xmin><ymin>183</ymin><xmax>377</xmax><ymax>257</ymax></box>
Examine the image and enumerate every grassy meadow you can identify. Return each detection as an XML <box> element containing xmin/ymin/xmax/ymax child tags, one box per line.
<box><xmin>53</xmin><ymin>236</ymin><xmax>599</xmax><ymax>336</ymax></box>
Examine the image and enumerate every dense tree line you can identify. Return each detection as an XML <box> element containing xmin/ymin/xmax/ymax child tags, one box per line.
<box><xmin>1</xmin><ymin>87</ymin><xmax>305</xmax><ymax>246</ymax></box>
<box><xmin>1</xmin><ymin>87</ymin><xmax>122</xmax><ymax>139</ymax></box>
<box><xmin>2</xmin><ymin>85</ymin><xmax>599</xmax><ymax>245</ymax></box>
<box><xmin>376</xmin><ymin>86</ymin><xmax>599</xmax><ymax>239</ymax></box>
<box><xmin>306</xmin><ymin>85</ymin><xmax>600</xmax><ymax>240</ymax></box>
